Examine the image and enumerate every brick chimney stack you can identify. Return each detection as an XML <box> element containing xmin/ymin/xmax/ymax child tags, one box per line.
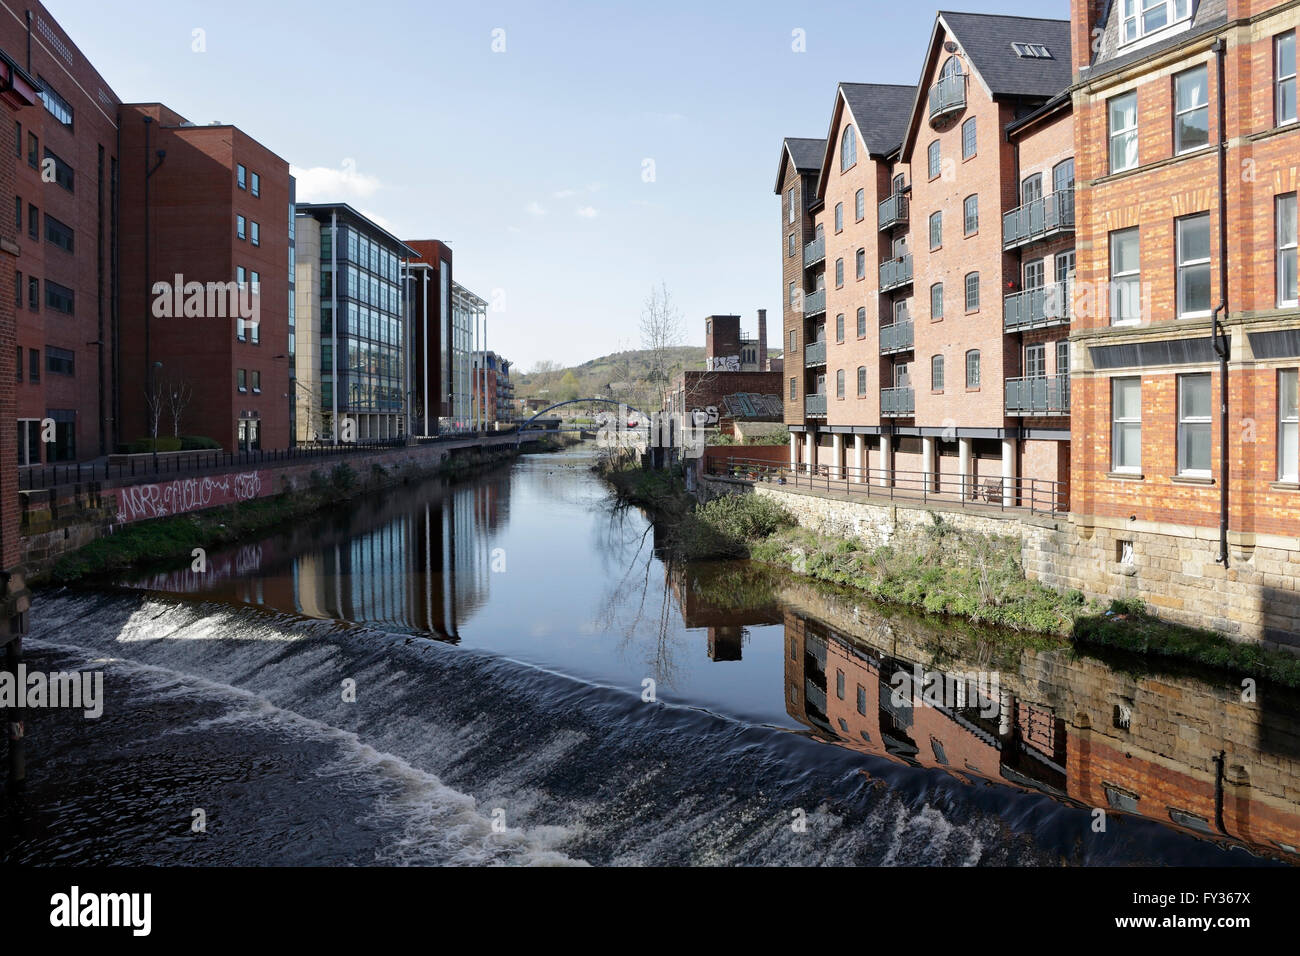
<box><xmin>757</xmin><ymin>309</ymin><xmax>768</xmax><ymax>370</ymax></box>
<box><xmin>1071</xmin><ymin>0</ymin><xmax>1106</xmax><ymax>77</ymax></box>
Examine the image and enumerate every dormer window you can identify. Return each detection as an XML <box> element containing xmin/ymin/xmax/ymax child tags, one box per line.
<box><xmin>1121</xmin><ymin>0</ymin><xmax>1193</xmax><ymax>46</ymax></box>
<box><xmin>841</xmin><ymin>125</ymin><xmax>857</xmax><ymax>172</ymax></box>
<box><xmin>1011</xmin><ymin>42</ymin><xmax>1052</xmax><ymax>59</ymax></box>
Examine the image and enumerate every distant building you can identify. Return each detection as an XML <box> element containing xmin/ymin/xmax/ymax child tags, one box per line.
<box><xmin>667</xmin><ymin>309</ymin><xmax>783</xmax><ymax>433</ymax></box>
<box><xmin>473</xmin><ymin>350</ymin><xmax>513</xmax><ymax>424</ymax></box>
<box><xmin>703</xmin><ymin>311</ymin><xmax>774</xmax><ymax>371</ymax></box>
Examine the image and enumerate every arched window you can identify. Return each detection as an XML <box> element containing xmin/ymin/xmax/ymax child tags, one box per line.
<box><xmin>931</xmin><ymin>355</ymin><xmax>945</xmax><ymax>391</ymax></box>
<box><xmin>857</xmin><ymin>366</ymin><xmax>867</xmax><ymax>396</ymax></box>
<box><xmin>966</xmin><ymin>349</ymin><xmax>981</xmax><ymax>388</ymax></box>
<box><xmin>836</xmin><ymin>368</ymin><xmax>846</xmax><ymax>398</ymax></box>
<box><xmin>940</xmin><ymin>56</ymin><xmax>963</xmax><ymax>80</ymax></box>
<box><xmin>856</xmin><ymin>248</ymin><xmax>866</xmax><ymax>280</ymax></box>
<box><xmin>856</xmin><ymin>307</ymin><xmax>867</xmax><ymax>338</ymax></box>
<box><xmin>841</xmin><ymin>125</ymin><xmax>857</xmax><ymax>171</ymax></box>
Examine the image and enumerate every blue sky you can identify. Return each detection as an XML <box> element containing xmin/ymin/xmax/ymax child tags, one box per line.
<box><xmin>49</xmin><ymin>0</ymin><xmax>1067</xmax><ymax>370</ymax></box>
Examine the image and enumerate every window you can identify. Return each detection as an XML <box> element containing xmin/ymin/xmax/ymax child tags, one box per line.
<box><xmin>1021</xmin><ymin>173</ymin><xmax>1043</xmax><ymax>205</ymax></box>
<box><xmin>252</xmin><ymin>370</ymin><xmax>262</xmax><ymax>393</ymax></box>
<box><xmin>836</xmin><ymin>313</ymin><xmax>845</xmax><ymax>342</ymax></box>
<box><xmin>855</xmin><ymin>189</ymin><xmax>865</xmax><ymax>222</ymax></box>
<box><xmin>789</xmin><ymin>329</ymin><xmax>797</xmax><ymax>352</ymax></box>
<box><xmin>251</xmin><ymin>221</ymin><xmax>260</xmax><ymax>246</ymax></box>
<box><xmin>45</xmin><ymin>346</ymin><xmax>74</xmax><ymax>376</ymax></box>
<box><xmin>237</xmin><ymin>215</ymin><xmax>247</xmax><ymax>240</ymax></box>
<box><xmin>1110</xmin><ymin>227</ymin><xmax>1141</xmax><ymax>325</ymax></box>
<box><xmin>12</xmin><ymin>120</ymin><xmax>17</xmax><ymax>158</ymax></box>
<box><xmin>12</xmin><ymin>196</ymin><xmax>19</xmax><ymax>230</ymax></box>
<box><xmin>841</xmin><ymin>125</ymin><xmax>857</xmax><ymax>172</ymax></box>
<box><xmin>1279</xmin><ymin>193</ymin><xmax>1298</xmax><ymax>307</ymax></box>
<box><xmin>1053</xmin><ymin>158</ymin><xmax>1076</xmax><ymax>194</ymax></box>
<box><xmin>237</xmin><ymin>369</ymin><xmax>247</xmax><ymax>392</ymax></box>
<box><xmin>855</xmin><ymin>248</ymin><xmax>865</xmax><ymax>280</ymax></box>
<box><xmin>29</xmin><ymin>349</ymin><xmax>39</xmax><ymax>383</ymax></box>
<box><xmin>45</xmin><ymin>214</ymin><xmax>73</xmax><ymax>253</ymax></box>
<box><xmin>894</xmin><ymin>362</ymin><xmax>910</xmax><ymax>388</ymax></box>
<box><xmin>1025</xmin><ymin>343</ymin><xmax>1046</xmax><ymax>378</ymax></box>
<box><xmin>1177</xmin><ymin>373</ymin><xmax>1212</xmax><ymax>476</ymax></box>
<box><xmin>1278</xmin><ymin>32</ymin><xmax>1297</xmax><ymax>126</ymax></box>
<box><xmin>1121</xmin><ymin>0</ymin><xmax>1193</xmax><ymax>45</ymax></box>
<box><xmin>1112</xmin><ymin>376</ymin><xmax>1142</xmax><ymax>472</ymax></box>
<box><xmin>1056</xmin><ymin>340</ymin><xmax>1070</xmax><ymax>376</ymax></box>
<box><xmin>1174</xmin><ymin>65</ymin><xmax>1209</xmax><ymax>154</ymax></box>
<box><xmin>1109</xmin><ymin>91</ymin><xmax>1139</xmax><ymax>173</ymax></box>
<box><xmin>14</xmin><ymin>345</ymin><xmax>20</xmax><ymax>382</ymax></box>
<box><xmin>237</xmin><ymin>164</ymin><xmax>247</xmax><ymax>190</ymax></box>
<box><xmin>931</xmin><ymin>354</ymin><xmax>945</xmax><ymax>390</ymax></box>
<box><xmin>13</xmin><ymin>270</ymin><xmax>18</xmax><ymax>308</ymax></box>
<box><xmin>790</xmin><ymin>377</ymin><xmax>797</xmax><ymax>400</ymax></box>
<box><xmin>857</xmin><ymin>366</ymin><xmax>867</xmax><ymax>396</ymax></box>
<box><xmin>834</xmin><ymin>202</ymin><xmax>843</xmax><ymax>232</ymax></box>
<box><xmin>894</xmin><ymin>299</ymin><xmax>908</xmax><ymax>324</ymax></box>
<box><xmin>836</xmin><ymin>368</ymin><xmax>845</xmax><ymax>398</ymax></box>
<box><xmin>787</xmin><ymin>233</ymin><xmax>794</xmax><ymax>257</ymax></box>
<box><xmin>856</xmin><ymin>307</ymin><xmax>866</xmax><ymax>338</ymax></box>
<box><xmin>1011</xmin><ymin>42</ymin><xmax>1053</xmax><ymax>58</ymax></box>
<box><xmin>789</xmin><ymin>282</ymin><xmax>797</xmax><ymax>307</ymax></box>
<box><xmin>929</xmin><ymin>211</ymin><xmax>942</xmax><ymax>249</ymax></box>
<box><xmin>1176</xmin><ymin>213</ymin><xmax>1211</xmax><ymax>317</ymax></box>
<box><xmin>965</xmin><ymin>350</ymin><xmax>981</xmax><ymax>388</ymax></box>
<box><xmin>44</xmin><ymin>280</ymin><xmax>74</xmax><ymax>315</ymax></box>
<box><xmin>964</xmin><ymin>272</ymin><xmax>980</xmax><ymax>312</ymax></box>
<box><xmin>963</xmin><ymin>194</ymin><xmax>978</xmax><ymax>235</ymax></box>
<box><xmin>927</xmin><ymin>140</ymin><xmax>941</xmax><ymax>180</ymax></box>
<box><xmin>237</xmin><ymin>265</ymin><xmax>246</xmax><ymax>286</ymax></box>
<box><xmin>26</xmin><ymin>132</ymin><xmax>37</xmax><ymax>169</ymax></box>
<box><xmin>251</xmin><ymin>172</ymin><xmax>260</xmax><ymax>197</ymax></box>
<box><xmin>27</xmin><ymin>276</ymin><xmax>38</xmax><ymax>310</ymax></box>
<box><xmin>43</xmin><ymin>149</ymin><xmax>74</xmax><ymax>192</ymax></box>
<box><xmin>962</xmin><ymin>117</ymin><xmax>977</xmax><ymax>159</ymax></box>
<box><xmin>27</xmin><ymin>203</ymin><xmax>37</xmax><ymax>240</ymax></box>
<box><xmin>835</xmin><ymin>258</ymin><xmax>844</xmax><ymax>287</ymax></box>
<box><xmin>931</xmin><ymin>282</ymin><xmax>944</xmax><ymax>320</ymax></box>
<box><xmin>1280</xmin><ymin>369</ymin><xmax>1298</xmax><ymax>482</ymax></box>
<box><xmin>857</xmin><ymin>685</ymin><xmax>867</xmax><ymax>716</ymax></box>
<box><xmin>37</xmin><ymin>77</ymin><xmax>73</xmax><ymax>128</ymax></box>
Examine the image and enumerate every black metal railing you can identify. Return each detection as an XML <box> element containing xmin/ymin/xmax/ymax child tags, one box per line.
<box><xmin>705</xmin><ymin>456</ymin><xmax>1068</xmax><ymax>517</ymax></box>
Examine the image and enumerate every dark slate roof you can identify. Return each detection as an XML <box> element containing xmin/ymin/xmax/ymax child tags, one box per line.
<box><xmin>1086</xmin><ymin>0</ymin><xmax>1227</xmax><ymax>80</ymax></box>
<box><xmin>838</xmin><ymin>84</ymin><xmax>916</xmax><ymax>157</ymax></box>
<box><xmin>940</xmin><ymin>11</ymin><xmax>1072</xmax><ymax>98</ymax></box>
<box><xmin>774</xmin><ymin>136</ymin><xmax>825</xmax><ymax>193</ymax></box>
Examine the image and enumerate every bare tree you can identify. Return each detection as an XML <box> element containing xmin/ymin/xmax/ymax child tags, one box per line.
<box><xmin>164</xmin><ymin>374</ymin><xmax>194</xmax><ymax>438</ymax></box>
<box><xmin>639</xmin><ymin>281</ymin><xmax>684</xmax><ymax>412</ymax></box>
<box><xmin>144</xmin><ymin>379</ymin><xmax>165</xmax><ymax>445</ymax></box>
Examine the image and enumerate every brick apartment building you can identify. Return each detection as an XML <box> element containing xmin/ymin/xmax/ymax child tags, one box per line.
<box><xmin>472</xmin><ymin>350</ymin><xmax>514</xmax><ymax>424</ymax></box>
<box><xmin>1069</xmin><ymin>0</ymin><xmax>1300</xmax><ymax>635</ymax></box>
<box><xmin>118</xmin><ymin>103</ymin><xmax>292</xmax><ymax>451</ymax></box>
<box><xmin>1</xmin><ymin>2</ymin><xmax>121</xmax><ymax>464</ymax></box>
<box><xmin>778</xmin><ymin>15</ymin><xmax>1075</xmax><ymax>507</ymax></box>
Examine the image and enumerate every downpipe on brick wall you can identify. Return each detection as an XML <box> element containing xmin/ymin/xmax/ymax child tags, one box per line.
<box><xmin>1212</xmin><ymin>36</ymin><xmax>1230</xmax><ymax>568</ymax></box>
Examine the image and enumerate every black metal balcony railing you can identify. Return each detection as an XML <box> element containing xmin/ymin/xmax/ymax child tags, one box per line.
<box><xmin>879</xmin><ymin>255</ymin><xmax>913</xmax><ymax>293</ymax></box>
<box><xmin>880</xmin><ymin>386</ymin><xmax>915</xmax><ymax>417</ymax></box>
<box><xmin>878</xmin><ymin>193</ymin><xmax>909</xmax><ymax>232</ymax></box>
<box><xmin>929</xmin><ymin>73</ymin><xmax>966</xmax><ymax>123</ymax></box>
<box><xmin>879</xmin><ymin>320</ymin><xmax>914</xmax><ymax>354</ymax></box>
<box><xmin>804</xmin><ymin>235</ymin><xmax>825</xmax><ymax>266</ymax></box>
<box><xmin>804</xmin><ymin>340</ymin><xmax>827</xmax><ymax>366</ymax></box>
<box><xmin>1004</xmin><ymin>280</ymin><xmax>1073</xmax><ymax>333</ymax></box>
<box><xmin>803</xmin><ymin>288</ymin><xmax>826</xmax><ymax>316</ymax></box>
<box><xmin>805</xmin><ymin>393</ymin><xmax>828</xmax><ymax>417</ymax></box>
<box><xmin>1002</xmin><ymin>189</ymin><xmax>1075</xmax><ymax>249</ymax></box>
<box><xmin>1005</xmin><ymin>372</ymin><xmax>1071</xmax><ymax>416</ymax></box>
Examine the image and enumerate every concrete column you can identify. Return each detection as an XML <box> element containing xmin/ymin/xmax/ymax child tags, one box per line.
<box><xmin>1002</xmin><ymin>437</ymin><xmax>1018</xmax><ymax>504</ymax></box>
<box><xmin>853</xmin><ymin>434</ymin><xmax>865</xmax><ymax>483</ymax></box>
<box><xmin>789</xmin><ymin>432</ymin><xmax>798</xmax><ymax>470</ymax></box>
<box><xmin>804</xmin><ymin>432</ymin><xmax>815</xmax><ymax>477</ymax></box>
<box><xmin>959</xmin><ymin>437</ymin><xmax>973</xmax><ymax>500</ymax></box>
<box><xmin>831</xmin><ymin>434</ymin><xmax>843</xmax><ymax>480</ymax></box>
<box><xmin>921</xmin><ymin>436</ymin><xmax>935</xmax><ymax>492</ymax></box>
<box><xmin>878</xmin><ymin>436</ymin><xmax>892</xmax><ymax>487</ymax></box>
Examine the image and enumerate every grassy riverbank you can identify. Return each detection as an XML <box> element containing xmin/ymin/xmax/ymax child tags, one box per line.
<box><xmin>43</xmin><ymin>441</ymin><xmax>567</xmax><ymax>587</ymax></box>
<box><xmin>597</xmin><ymin>457</ymin><xmax>1300</xmax><ymax>686</ymax></box>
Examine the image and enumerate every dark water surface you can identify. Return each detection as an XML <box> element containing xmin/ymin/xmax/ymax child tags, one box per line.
<box><xmin>4</xmin><ymin>445</ymin><xmax>1298</xmax><ymax>865</ymax></box>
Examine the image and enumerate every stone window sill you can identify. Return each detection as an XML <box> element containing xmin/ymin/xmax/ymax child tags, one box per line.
<box><xmin>1270</xmin><ymin>481</ymin><xmax>1300</xmax><ymax>492</ymax></box>
<box><xmin>1170</xmin><ymin>474</ymin><xmax>1214</xmax><ymax>485</ymax></box>
<box><xmin>1106</xmin><ymin>471</ymin><xmax>1144</xmax><ymax>481</ymax></box>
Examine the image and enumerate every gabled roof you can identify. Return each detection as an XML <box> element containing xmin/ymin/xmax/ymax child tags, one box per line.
<box><xmin>901</xmin><ymin>11</ymin><xmax>1071</xmax><ymax>159</ymax></box>
<box><xmin>774</xmin><ymin>137</ymin><xmax>825</xmax><ymax>194</ymax></box>
<box><xmin>814</xmin><ymin>83</ymin><xmax>915</xmax><ymax>198</ymax></box>
<box><xmin>1085</xmin><ymin>0</ymin><xmax>1227</xmax><ymax>81</ymax></box>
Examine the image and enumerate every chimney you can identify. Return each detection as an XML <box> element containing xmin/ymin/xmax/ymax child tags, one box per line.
<box><xmin>1071</xmin><ymin>0</ymin><xmax>1106</xmax><ymax>77</ymax></box>
<box><xmin>757</xmin><ymin>309</ymin><xmax>768</xmax><ymax>370</ymax></box>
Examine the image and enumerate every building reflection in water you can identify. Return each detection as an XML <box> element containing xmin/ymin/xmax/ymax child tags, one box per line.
<box><xmin>134</xmin><ymin>474</ymin><xmax>510</xmax><ymax>644</ymax></box>
<box><xmin>773</xmin><ymin>594</ymin><xmax>1300</xmax><ymax>864</ymax></box>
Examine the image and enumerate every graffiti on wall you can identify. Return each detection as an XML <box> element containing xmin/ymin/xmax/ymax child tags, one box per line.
<box><xmin>706</xmin><ymin>355</ymin><xmax>741</xmax><ymax>372</ymax></box>
<box><xmin>722</xmin><ymin>393</ymin><xmax>783</xmax><ymax>419</ymax></box>
<box><xmin>115</xmin><ymin>471</ymin><xmax>267</xmax><ymax>524</ymax></box>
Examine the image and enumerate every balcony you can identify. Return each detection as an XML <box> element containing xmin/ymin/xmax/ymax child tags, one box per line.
<box><xmin>805</xmin><ymin>393</ymin><xmax>828</xmax><ymax>417</ymax></box>
<box><xmin>878</xmin><ymin>193</ymin><xmax>909</xmax><ymax>232</ymax></box>
<box><xmin>1005</xmin><ymin>372</ymin><xmax>1070</xmax><ymax>417</ymax></box>
<box><xmin>879</xmin><ymin>320</ymin><xmax>914</xmax><ymax>354</ymax></box>
<box><xmin>879</xmin><ymin>255</ymin><xmax>913</xmax><ymax>293</ymax></box>
<box><xmin>803</xmin><ymin>287</ymin><xmax>826</xmax><ymax>316</ymax></box>
<box><xmin>928</xmin><ymin>74</ymin><xmax>966</xmax><ymax>125</ymax></box>
<box><xmin>804</xmin><ymin>340</ymin><xmax>827</xmax><ymax>366</ymax></box>
<box><xmin>1004</xmin><ymin>281</ymin><xmax>1073</xmax><ymax>333</ymax></box>
<box><xmin>1002</xmin><ymin>189</ymin><xmax>1075</xmax><ymax>250</ymax></box>
<box><xmin>804</xmin><ymin>235</ymin><xmax>825</xmax><ymax>266</ymax></box>
<box><xmin>880</xmin><ymin>386</ymin><xmax>915</xmax><ymax>417</ymax></box>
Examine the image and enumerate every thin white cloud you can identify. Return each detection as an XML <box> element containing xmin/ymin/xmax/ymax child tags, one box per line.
<box><xmin>553</xmin><ymin>189</ymin><xmax>577</xmax><ymax>199</ymax></box>
<box><xmin>290</xmin><ymin>159</ymin><xmax>381</xmax><ymax>203</ymax></box>
<box><xmin>576</xmin><ymin>206</ymin><xmax>598</xmax><ymax>219</ymax></box>
<box><xmin>527</xmin><ymin>201</ymin><xmax>547</xmax><ymax>216</ymax></box>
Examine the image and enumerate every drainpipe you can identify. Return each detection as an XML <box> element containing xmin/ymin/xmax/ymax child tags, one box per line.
<box><xmin>1212</xmin><ymin>37</ymin><xmax>1230</xmax><ymax>567</ymax></box>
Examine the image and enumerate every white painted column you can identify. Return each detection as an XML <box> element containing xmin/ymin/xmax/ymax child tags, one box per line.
<box><xmin>1002</xmin><ymin>437</ymin><xmax>1018</xmax><ymax>504</ymax></box>
<box><xmin>922</xmin><ymin>436</ymin><xmax>935</xmax><ymax>492</ymax></box>
<box><xmin>959</xmin><ymin>437</ymin><xmax>973</xmax><ymax>500</ymax></box>
<box><xmin>789</xmin><ymin>432</ymin><xmax>798</xmax><ymax>469</ymax></box>
<box><xmin>853</xmin><ymin>434</ymin><xmax>865</xmax><ymax>483</ymax></box>
<box><xmin>804</xmin><ymin>432</ymin><xmax>815</xmax><ymax>478</ymax></box>
<box><xmin>831</xmin><ymin>434</ymin><xmax>843</xmax><ymax>481</ymax></box>
<box><xmin>878</xmin><ymin>436</ymin><xmax>892</xmax><ymax>487</ymax></box>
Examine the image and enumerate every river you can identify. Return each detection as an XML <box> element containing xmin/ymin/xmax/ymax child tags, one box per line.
<box><xmin>3</xmin><ymin>444</ymin><xmax>1297</xmax><ymax>865</ymax></box>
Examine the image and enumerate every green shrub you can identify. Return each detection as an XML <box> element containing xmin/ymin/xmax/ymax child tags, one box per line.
<box><xmin>179</xmin><ymin>435</ymin><xmax>222</xmax><ymax>450</ymax></box>
<box><xmin>330</xmin><ymin>463</ymin><xmax>357</xmax><ymax>493</ymax></box>
<box><xmin>128</xmin><ymin>436</ymin><xmax>183</xmax><ymax>453</ymax></box>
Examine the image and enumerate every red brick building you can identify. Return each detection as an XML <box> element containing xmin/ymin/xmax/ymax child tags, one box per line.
<box><xmin>118</xmin><ymin>103</ymin><xmax>292</xmax><ymax>452</ymax></box>
<box><xmin>404</xmin><ymin>239</ymin><xmax>453</xmax><ymax>433</ymax></box>
<box><xmin>1069</xmin><ymin>0</ymin><xmax>1300</xmax><ymax>639</ymax></box>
